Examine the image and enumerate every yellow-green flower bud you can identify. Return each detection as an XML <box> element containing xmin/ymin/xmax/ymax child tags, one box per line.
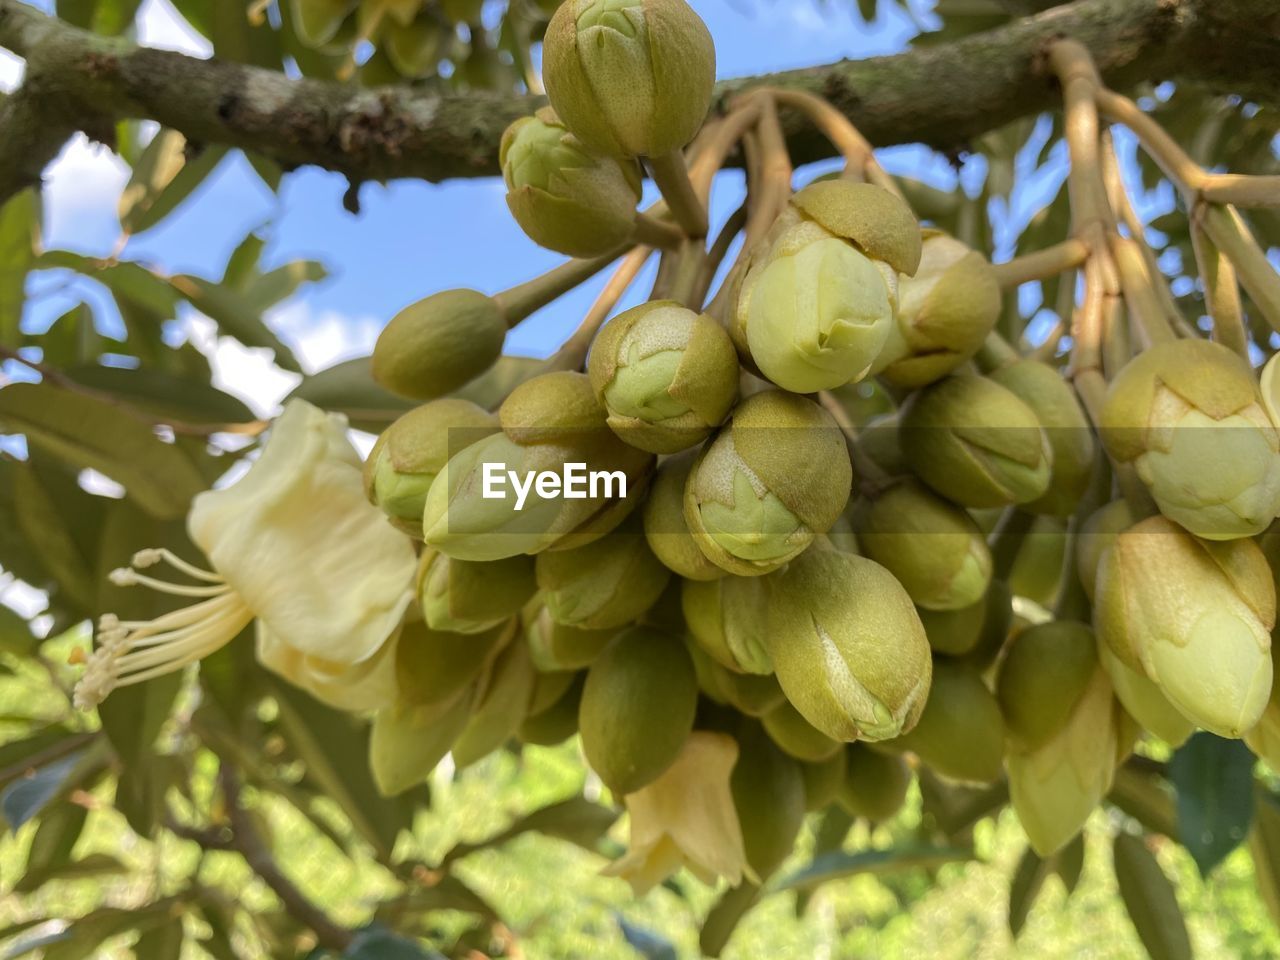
<box><xmin>681</xmin><ymin>574</ymin><xmax>772</xmax><ymax>674</ymax></box>
<box><xmin>642</xmin><ymin>450</ymin><xmax>724</xmax><ymax>580</ymax></box>
<box><xmin>579</xmin><ymin>626</ymin><xmax>697</xmax><ymax>794</ymax></box>
<box><xmin>764</xmin><ymin>549</ymin><xmax>931</xmax><ymax>742</ymax></box>
<box><xmin>1095</xmin><ymin>515</ymin><xmax>1274</xmax><ymax>737</ymax></box>
<box><xmin>542</xmin><ymin>0</ymin><xmax>715</xmax><ymax>159</ymax></box>
<box><xmin>422</xmin><ymin>371</ymin><xmax>651</xmax><ymax>560</ymax></box>
<box><xmin>1096</xmin><ymin>639</ymin><xmax>1193</xmax><ymax>747</ymax></box>
<box><xmin>372</xmin><ymin>289</ymin><xmax>507</xmax><ymax>400</ymax></box>
<box><xmin>1075</xmin><ymin>500</ymin><xmax>1134</xmax><ymax>603</ymax></box>
<box><xmin>519</xmin><ymin>673</ymin><xmax>584</xmax><ymax>746</ymax></box>
<box><xmin>370</xmin><ymin>693</ymin><xmax>471</xmax><ymax>797</ymax></box>
<box><xmin>917</xmin><ymin>595</ymin><xmax>986</xmax><ymax>658</ymax></box>
<box><xmin>1008</xmin><ymin>515</ymin><xmax>1068</xmax><ymax>610</ymax></box>
<box><xmin>522</xmin><ymin>596</ymin><xmax>615</xmax><ymax>670</ymax></box>
<box><xmin>1101</xmin><ymin>339</ymin><xmax>1280</xmax><ymax>539</ymax></box>
<box><xmin>959</xmin><ymin>579</ymin><xmax>1013</xmax><ymax>671</ymax></box>
<box><xmin>452</xmin><ymin>639</ymin><xmax>537</xmax><ymax>768</ymax></box>
<box><xmin>900</xmin><ymin>374</ymin><xmax>1053</xmax><ymax>509</ymax></box>
<box><xmin>416</xmin><ymin>549</ymin><xmax>535</xmax><ymax>634</ymax></box>
<box><xmin>395</xmin><ymin>618</ymin><xmax>512</xmax><ymax>709</ymax></box>
<box><xmin>534</xmin><ymin>516</ymin><xmax>671</xmax><ymax>629</ymax></box>
<box><xmin>684</xmin><ymin>391</ymin><xmax>853</xmax><ymax>576</ymax></box>
<box><xmin>501</xmin><ymin>109</ymin><xmax>643</xmax><ymax>257</ymax></box>
<box><xmin>761</xmin><ymin>699</ymin><xmax>843</xmax><ymax>763</ymax></box>
<box><xmin>853</xmin><ymin>480</ymin><xmax>993</xmax><ymax>611</ymax></box>
<box><xmin>895</xmin><ymin>660</ymin><xmax>1004</xmax><ymax>784</ymax></box>
<box><xmin>799</xmin><ymin>748</ymin><xmax>847</xmax><ymax>811</ymax></box>
<box><xmin>837</xmin><ymin>743</ymin><xmax>911</xmax><ymax>822</ymax></box>
<box><xmin>999</xmin><ymin>621</ymin><xmax>1129</xmax><ymax>856</ymax></box>
<box><xmin>989</xmin><ymin>360</ymin><xmax>1096</xmax><ymax>516</ymax></box>
<box><xmin>363</xmin><ymin>399</ymin><xmax>500</xmax><ymax>536</ymax></box>
<box><xmin>588</xmin><ymin>300</ymin><xmax>739</xmax><ymax>454</ymax></box>
<box><xmin>687</xmin><ymin>643</ymin><xmax>784</xmax><ymax>715</ymax></box>
<box><xmin>734</xmin><ymin>182</ymin><xmax>920</xmax><ymax>393</ymax></box>
<box><xmin>528</xmin><ymin>667</ymin><xmax>578</xmax><ymax>716</ymax></box>
<box><xmin>1246</xmin><ymin>675</ymin><xmax>1280</xmax><ymax>770</ymax></box>
<box><xmin>871</xmin><ymin>233</ymin><xmax>1000</xmax><ymax>388</ymax></box>
<box><xmin>731</xmin><ymin>725</ymin><xmax>807</xmax><ymax>879</ymax></box>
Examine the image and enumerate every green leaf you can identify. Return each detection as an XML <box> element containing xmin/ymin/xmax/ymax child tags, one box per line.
<box><xmin>119</xmin><ymin>129</ymin><xmax>228</xmax><ymax>235</ymax></box>
<box><xmin>62</xmin><ymin>364</ymin><xmax>256</xmax><ymax>425</ymax></box>
<box><xmin>11</xmin><ymin>459</ymin><xmax>96</xmax><ymax>614</ymax></box>
<box><xmin>1169</xmin><ymin>731</ymin><xmax>1255</xmax><ymax>876</ymax></box>
<box><xmin>0</xmin><ymin>727</ymin><xmax>86</xmax><ymax>791</ymax></box>
<box><xmin>39</xmin><ymin>251</ymin><xmax>180</xmax><ymax>318</ymax></box>
<box><xmin>0</xmin><ymin>602</ymin><xmax>36</xmax><ymax>657</ymax></box>
<box><xmin>240</xmin><ymin>261</ymin><xmax>328</xmax><ymax>311</ymax></box>
<box><xmin>16</xmin><ymin>851</ymin><xmax>129</xmax><ymax>892</ymax></box>
<box><xmin>344</xmin><ymin>926</ymin><xmax>441</xmax><ymax>960</ymax></box>
<box><xmin>772</xmin><ymin>845</ymin><xmax>973</xmax><ymax>893</ymax></box>
<box><xmin>1112</xmin><ymin>832</ymin><xmax>1192</xmax><ymax>960</ymax></box>
<box><xmin>289</xmin><ymin>356</ymin><xmax>417</xmax><ymax>428</ymax></box>
<box><xmin>0</xmin><ymin>188</ymin><xmax>39</xmax><ymax>347</ymax></box>
<box><xmin>1055</xmin><ymin>832</ymin><xmax>1086</xmax><ymax>896</ymax></box>
<box><xmin>28</xmin><ymin>303</ymin><xmax>108</xmax><ymax>367</ymax></box>
<box><xmin>1251</xmin><ymin>789</ymin><xmax>1280</xmax><ymax>932</ymax></box>
<box><xmin>1008</xmin><ymin>845</ymin><xmax>1052</xmax><ymax>938</ymax></box>
<box><xmin>133</xmin><ymin>917</ymin><xmax>185</xmax><ymax>960</ymax></box>
<box><xmin>699</xmin><ymin>882</ymin><xmax>761</xmax><ymax>958</ymax></box>
<box><xmin>441</xmin><ymin>795</ymin><xmax>618</xmax><ymax>865</ymax></box>
<box><xmin>13</xmin><ymin>795</ymin><xmax>88</xmax><ymax>891</ymax></box>
<box><xmin>170</xmin><ymin>275</ymin><xmax>302</xmax><ymax>372</ymax></box>
<box><xmin>0</xmin><ymin>381</ymin><xmax>206</xmax><ymax>519</ymax></box>
<box><xmin>1</xmin><ymin>750</ymin><xmax>89</xmax><ymax>831</ymax></box>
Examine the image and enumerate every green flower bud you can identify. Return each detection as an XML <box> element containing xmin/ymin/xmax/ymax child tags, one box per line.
<box><xmin>1008</xmin><ymin>516</ymin><xmax>1068</xmax><ymax>610</ymax></box>
<box><xmin>417</xmin><ymin>549</ymin><xmax>536</xmax><ymax>634</ymax></box>
<box><xmin>528</xmin><ymin>667</ymin><xmax>578</xmax><ymax>715</ymax></box>
<box><xmin>687</xmin><ymin>643</ymin><xmax>785</xmax><ymax>715</ymax></box>
<box><xmin>372</xmin><ymin>289</ymin><xmax>507</xmax><ymax>400</ymax></box>
<box><xmin>999</xmin><ymin>621</ymin><xmax>1129</xmax><ymax>856</ymax></box>
<box><xmin>522</xmin><ymin>596</ymin><xmax>616</xmax><ymax>670</ymax></box>
<box><xmin>900</xmin><ymin>374</ymin><xmax>1053</xmax><ymax>509</ymax></box>
<box><xmin>534</xmin><ymin>516</ymin><xmax>671</xmax><ymax>629</ymax></box>
<box><xmin>761</xmin><ymin>699</ymin><xmax>843</xmax><ymax>763</ymax></box>
<box><xmin>681</xmin><ymin>574</ymin><xmax>772</xmax><ymax>674</ymax></box>
<box><xmin>853</xmin><ymin>480</ymin><xmax>993</xmax><ymax>611</ymax></box>
<box><xmin>452</xmin><ymin>639</ymin><xmax>537</xmax><ymax>768</ymax></box>
<box><xmin>895</xmin><ymin>660</ymin><xmax>1004</xmax><ymax>784</ymax></box>
<box><xmin>1101</xmin><ymin>339</ymin><xmax>1280</xmax><ymax>539</ymax></box>
<box><xmin>363</xmin><ymin>399</ymin><xmax>500</xmax><ymax>536</ymax></box>
<box><xmin>642</xmin><ymin>450</ymin><xmax>725</xmax><ymax>580</ymax></box>
<box><xmin>579</xmin><ymin>626</ymin><xmax>697</xmax><ymax>794</ymax></box>
<box><xmin>871</xmin><ymin>233</ymin><xmax>1000</xmax><ymax>388</ymax></box>
<box><xmin>764</xmin><ymin>549</ymin><xmax>931</xmax><ymax>742</ymax></box>
<box><xmin>684</xmin><ymin>391</ymin><xmax>853</xmax><ymax>576</ymax></box>
<box><xmin>837</xmin><ymin>743</ymin><xmax>911</xmax><ymax>822</ymax></box>
<box><xmin>500</xmin><ymin>109</ymin><xmax>643</xmax><ymax>258</ymax></box>
<box><xmin>799</xmin><ymin>748</ymin><xmax>847</xmax><ymax>811</ymax></box>
<box><xmin>1095</xmin><ymin>515</ymin><xmax>1274</xmax><ymax>737</ymax></box>
<box><xmin>917</xmin><ymin>595</ymin><xmax>986</xmax><ymax>658</ymax></box>
<box><xmin>731</xmin><ymin>725</ymin><xmax>807</xmax><ymax>879</ymax></box>
<box><xmin>371</xmin><ymin>693</ymin><xmax>471</xmax><ymax>797</ymax></box>
<box><xmin>856</xmin><ymin>411</ymin><xmax>909</xmax><ymax>478</ymax></box>
<box><xmin>542</xmin><ymin>0</ymin><xmax>715</xmax><ymax>158</ymax></box>
<box><xmin>989</xmin><ymin>360</ymin><xmax>1096</xmax><ymax>516</ymax></box>
<box><xmin>422</xmin><ymin>371</ymin><xmax>651</xmax><ymax>560</ymax></box>
<box><xmin>959</xmin><ymin>579</ymin><xmax>1013</xmax><ymax>671</ymax></box>
<box><xmin>395</xmin><ymin>618</ymin><xmax>513</xmax><ymax>708</ymax></box>
<box><xmin>1096</xmin><ymin>640</ymin><xmax>1193</xmax><ymax>747</ymax></box>
<box><xmin>1075</xmin><ymin>500</ymin><xmax>1134</xmax><ymax>603</ymax></box>
<box><xmin>734</xmin><ymin>182</ymin><xmax>920</xmax><ymax>393</ymax></box>
<box><xmin>519</xmin><ymin>673</ymin><xmax>585</xmax><ymax>746</ymax></box>
<box><xmin>588</xmin><ymin>300</ymin><xmax>739</xmax><ymax>454</ymax></box>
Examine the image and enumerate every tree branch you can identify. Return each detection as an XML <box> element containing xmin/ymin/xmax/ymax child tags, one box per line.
<box><xmin>0</xmin><ymin>0</ymin><xmax>1276</xmax><ymax>206</ymax></box>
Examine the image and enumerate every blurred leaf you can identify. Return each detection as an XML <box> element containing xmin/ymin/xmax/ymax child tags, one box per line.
<box><xmin>1169</xmin><ymin>732</ymin><xmax>1254</xmax><ymax>876</ymax></box>
<box><xmin>0</xmin><ymin>727</ymin><xmax>86</xmax><ymax>791</ymax></box>
<box><xmin>0</xmin><ymin>188</ymin><xmax>39</xmax><ymax>347</ymax></box>
<box><xmin>89</xmin><ymin>0</ymin><xmax>143</xmax><ymax>36</ymax></box>
<box><xmin>441</xmin><ymin>795</ymin><xmax>619</xmax><ymax>866</ymax></box>
<box><xmin>28</xmin><ymin>304</ymin><xmax>108</xmax><ymax>367</ymax></box>
<box><xmin>1110</xmin><ymin>764</ymin><xmax>1179</xmax><ymax>840</ymax></box>
<box><xmin>0</xmin><ymin>381</ymin><xmax>205</xmax><ymax>519</ymax></box>
<box><xmin>452</xmin><ymin>355</ymin><xmax>548</xmax><ymax>409</ymax></box>
<box><xmin>16</xmin><ymin>852</ymin><xmax>129</xmax><ymax>892</ymax></box>
<box><xmin>119</xmin><ymin>129</ymin><xmax>228</xmax><ymax>235</ymax></box>
<box><xmin>382</xmin><ymin>874</ymin><xmax>498</xmax><ymax>925</ymax></box>
<box><xmin>11</xmin><ymin>459</ymin><xmax>95</xmax><ymax>614</ymax></box>
<box><xmin>773</xmin><ymin>845</ymin><xmax>973</xmax><ymax>892</ymax></box>
<box><xmin>617</xmin><ymin>916</ymin><xmax>677</xmax><ymax>960</ymax></box>
<box><xmin>62</xmin><ymin>364</ymin><xmax>256</xmax><ymax>425</ymax></box>
<box><xmin>1112</xmin><ymin>832</ymin><xmax>1192</xmax><ymax>960</ymax></box>
<box><xmin>289</xmin><ymin>357</ymin><xmax>416</xmax><ymax>428</ymax></box>
<box><xmin>240</xmin><ymin>261</ymin><xmax>329</xmax><ymax>311</ymax></box>
<box><xmin>699</xmin><ymin>882</ymin><xmax>761</xmax><ymax>958</ymax></box>
<box><xmin>0</xmin><ymin>602</ymin><xmax>36</xmax><ymax>657</ymax></box>
<box><xmin>1</xmin><ymin>749</ymin><xmax>89</xmax><ymax>831</ymax></box>
<box><xmin>344</xmin><ymin>926</ymin><xmax>441</xmax><ymax>959</ymax></box>
<box><xmin>1056</xmin><ymin>832</ymin><xmax>1086</xmax><ymax>896</ymax></box>
<box><xmin>133</xmin><ymin>917</ymin><xmax>185</xmax><ymax>960</ymax></box>
<box><xmin>1250</xmin><ymin>788</ymin><xmax>1280</xmax><ymax>932</ymax></box>
<box><xmin>39</xmin><ymin>252</ymin><xmax>180</xmax><ymax>318</ymax></box>
<box><xmin>169</xmin><ymin>275</ymin><xmax>302</xmax><ymax>372</ymax></box>
<box><xmin>13</xmin><ymin>798</ymin><xmax>86</xmax><ymax>890</ymax></box>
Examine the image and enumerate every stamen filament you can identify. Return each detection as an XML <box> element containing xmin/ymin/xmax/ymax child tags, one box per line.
<box><xmin>131</xmin><ymin>548</ymin><xmax>225</xmax><ymax>583</ymax></box>
<box><xmin>109</xmin><ymin>568</ymin><xmax>231</xmax><ymax>598</ymax></box>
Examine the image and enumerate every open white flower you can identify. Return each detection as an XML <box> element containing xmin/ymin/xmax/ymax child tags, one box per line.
<box><xmin>74</xmin><ymin>400</ymin><xmax>417</xmax><ymax>711</ymax></box>
<box><xmin>602</xmin><ymin>731</ymin><xmax>754</xmax><ymax>895</ymax></box>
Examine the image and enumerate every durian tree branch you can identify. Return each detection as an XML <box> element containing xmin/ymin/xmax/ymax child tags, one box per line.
<box><xmin>1</xmin><ymin>0</ymin><xmax>1279</xmax><ymax>206</ymax></box>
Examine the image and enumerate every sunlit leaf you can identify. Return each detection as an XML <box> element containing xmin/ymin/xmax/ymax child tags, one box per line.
<box><xmin>1112</xmin><ymin>832</ymin><xmax>1192</xmax><ymax>960</ymax></box>
<box><xmin>0</xmin><ymin>188</ymin><xmax>39</xmax><ymax>347</ymax></box>
<box><xmin>773</xmin><ymin>845</ymin><xmax>973</xmax><ymax>892</ymax></box>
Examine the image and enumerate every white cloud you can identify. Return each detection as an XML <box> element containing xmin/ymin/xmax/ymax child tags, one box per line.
<box><xmin>42</xmin><ymin>135</ymin><xmax>130</xmax><ymax>250</ymax></box>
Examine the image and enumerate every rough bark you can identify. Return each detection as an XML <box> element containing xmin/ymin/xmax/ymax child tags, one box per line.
<box><xmin>0</xmin><ymin>0</ymin><xmax>1276</xmax><ymax>203</ymax></box>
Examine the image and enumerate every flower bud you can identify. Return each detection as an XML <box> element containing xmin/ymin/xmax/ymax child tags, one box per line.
<box><xmin>417</xmin><ymin>549</ymin><xmax>536</xmax><ymax>634</ymax></box>
<box><xmin>642</xmin><ymin>450</ymin><xmax>725</xmax><ymax>580</ymax></box>
<box><xmin>1101</xmin><ymin>339</ymin><xmax>1280</xmax><ymax>539</ymax></box>
<box><xmin>837</xmin><ymin>744</ymin><xmax>911</xmax><ymax>822</ymax></box>
<box><xmin>542</xmin><ymin>0</ymin><xmax>715</xmax><ymax>158</ymax></box>
<box><xmin>688</xmin><ymin>643</ymin><xmax>785</xmax><ymax>716</ymax></box>
<box><xmin>588</xmin><ymin>300</ymin><xmax>739</xmax><ymax>454</ymax></box>
<box><xmin>734</xmin><ymin>182</ymin><xmax>920</xmax><ymax>393</ymax></box>
<box><xmin>989</xmin><ymin>360</ymin><xmax>1095</xmax><ymax>516</ymax></box>
<box><xmin>501</xmin><ymin>109</ymin><xmax>643</xmax><ymax>258</ymax></box>
<box><xmin>900</xmin><ymin>374</ymin><xmax>1053</xmax><ymax>509</ymax></box>
<box><xmin>534</xmin><ymin>517</ymin><xmax>671</xmax><ymax>629</ymax></box>
<box><xmin>1075</xmin><ymin>500</ymin><xmax>1134</xmax><ymax>603</ymax></box>
<box><xmin>853</xmin><ymin>480</ymin><xmax>992</xmax><ymax>611</ymax></box>
<box><xmin>1095</xmin><ymin>515</ymin><xmax>1274</xmax><ymax>737</ymax></box>
<box><xmin>731</xmin><ymin>725</ymin><xmax>807</xmax><ymax>879</ymax></box>
<box><xmin>1246</xmin><ymin>677</ymin><xmax>1280</xmax><ymax>770</ymax></box>
<box><xmin>764</xmin><ymin>549</ymin><xmax>931</xmax><ymax>742</ymax></box>
<box><xmin>917</xmin><ymin>596</ymin><xmax>986</xmax><ymax>658</ymax></box>
<box><xmin>958</xmin><ymin>579</ymin><xmax>1013</xmax><ymax>671</ymax></box>
<box><xmin>761</xmin><ymin>699</ymin><xmax>843</xmax><ymax>763</ymax></box>
<box><xmin>452</xmin><ymin>639</ymin><xmax>537</xmax><ymax>768</ymax></box>
<box><xmin>422</xmin><ymin>371</ymin><xmax>651</xmax><ymax>561</ymax></box>
<box><xmin>895</xmin><ymin>660</ymin><xmax>1004</xmax><ymax>784</ymax></box>
<box><xmin>870</xmin><ymin>233</ymin><xmax>1000</xmax><ymax>388</ymax></box>
<box><xmin>799</xmin><ymin>748</ymin><xmax>847</xmax><ymax>811</ymax></box>
<box><xmin>395</xmin><ymin>618</ymin><xmax>512</xmax><ymax>709</ymax></box>
<box><xmin>856</xmin><ymin>411</ymin><xmax>909</xmax><ymax>478</ymax></box>
<box><xmin>371</xmin><ymin>693</ymin><xmax>472</xmax><ymax>797</ymax></box>
<box><xmin>519</xmin><ymin>672</ymin><xmax>584</xmax><ymax>746</ymax></box>
<box><xmin>682</xmin><ymin>574</ymin><xmax>772</xmax><ymax>674</ymax></box>
<box><xmin>999</xmin><ymin>620</ymin><xmax>1129</xmax><ymax>856</ymax></box>
<box><xmin>579</xmin><ymin>626</ymin><xmax>697</xmax><ymax>794</ymax></box>
<box><xmin>684</xmin><ymin>391</ymin><xmax>853</xmax><ymax>576</ymax></box>
<box><xmin>363</xmin><ymin>399</ymin><xmax>500</xmax><ymax>536</ymax></box>
<box><xmin>1096</xmin><ymin>640</ymin><xmax>1193</xmax><ymax>747</ymax></box>
<box><xmin>522</xmin><ymin>596</ymin><xmax>615</xmax><ymax>671</ymax></box>
<box><xmin>372</xmin><ymin>289</ymin><xmax>507</xmax><ymax>400</ymax></box>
